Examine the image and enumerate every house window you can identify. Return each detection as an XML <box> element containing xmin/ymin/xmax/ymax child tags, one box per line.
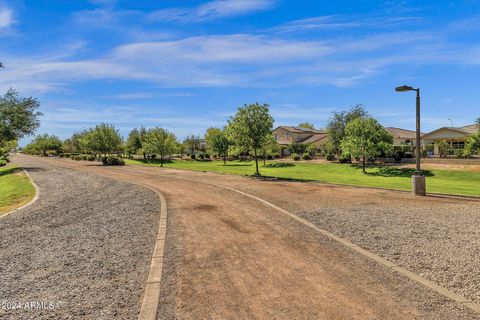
<box><xmin>274</xmin><ymin>134</ymin><xmax>278</xmax><ymax>140</ymax></box>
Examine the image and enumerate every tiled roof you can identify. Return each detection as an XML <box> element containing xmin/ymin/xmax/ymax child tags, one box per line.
<box><xmin>274</xmin><ymin>126</ymin><xmax>324</xmax><ymax>134</ymax></box>
<box><xmin>298</xmin><ymin>133</ymin><xmax>328</xmax><ymax>144</ymax></box>
<box><xmin>384</xmin><ymin>127</ymin><xmax>421</xmax><ymax>139</ymax></box>
<box><xmin>422</xmin><ymin>124</ymin><xmax>479</xmax><ymax>138</ymax></box>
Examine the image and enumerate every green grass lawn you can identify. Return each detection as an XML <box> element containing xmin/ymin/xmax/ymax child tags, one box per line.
<box><xmin>0</xmin><ymin>165</ymin><xmax>36</xmax><ymax>214</ymax></box>
<box><xmin>125</xmin><ymin>158</ymin><xmax>480</xmax><ymax>197</ymax></box>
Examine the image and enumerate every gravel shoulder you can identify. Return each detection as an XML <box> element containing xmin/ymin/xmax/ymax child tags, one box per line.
<box><xmin>35</xmin><ymin>157</ymin><xmax>480</xmax><ymax>319</ymax></box>
<box><xmin>0</xmin><ymin>155</ymin><xmax>160</xmax><ymax>319</ymax></box>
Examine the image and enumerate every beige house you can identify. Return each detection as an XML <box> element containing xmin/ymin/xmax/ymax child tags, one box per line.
<box><xmin>422</xmin><ymin>124</ymin><xmax>479</xmax><ymax>155</ymax></box>
<box><xmin>384</xmin><ymin>127</ymin><xmax>421</xmax><ymax>145</ymax></box>
<box><xmin>272</xmin><ymin>126</ymin><xmax>328</xmax><ymax>157</ymax></box>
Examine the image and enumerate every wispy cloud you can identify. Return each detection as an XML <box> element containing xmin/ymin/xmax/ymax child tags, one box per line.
<box><xmin>148</xmin><ymin>0</ymin><xmax>275</xmax><ymax>23</ymax></box>
<box><xmin>274</xmin><ymin>14</ymin><xmax>422</xmax><ymax>33</ymax></box>
<box><xmin>0</xmin><ymin>6</ymin><xmax>14</xmax><ymax>29</ymax></box>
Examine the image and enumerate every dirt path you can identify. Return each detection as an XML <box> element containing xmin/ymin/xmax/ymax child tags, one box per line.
<box><xmin>33</xmin><ymin>156</ymin><xmax>478</xmax><ymax>319</ymax></box>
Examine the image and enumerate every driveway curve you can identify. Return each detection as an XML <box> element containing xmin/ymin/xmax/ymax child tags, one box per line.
<box><xmin>0</xmin><ymin>155</ymin><xmax>160</xmax><ymax>319</ymax></box>
<box><xmin>32</xmin><ymin>155</ymin><xmax>479</xmax><ymax>320</ymax></box>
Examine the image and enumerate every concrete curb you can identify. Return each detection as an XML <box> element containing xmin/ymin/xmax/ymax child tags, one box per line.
<box><xmin>0</xmin><ymin>168</ymin><xmax>40</xmax><ymax>219</ymax></box>
<box><xmin>138</xmin><ymin>190</ymin><xmax>168</xmax><ymax>320</ymax></box>
<box><xmin>211</xmin><ymin>183</ymin><xmax>480</xmax><ymax>315</ymax></box>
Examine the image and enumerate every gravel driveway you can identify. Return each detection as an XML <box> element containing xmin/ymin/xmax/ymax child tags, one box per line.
<box><xmin>0</xmin><ymin>156</ymin><xmax>160</xmax><ymax>319</ymax></box>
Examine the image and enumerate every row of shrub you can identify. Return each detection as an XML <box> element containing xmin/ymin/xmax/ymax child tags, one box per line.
<box><xmin>58</xmin><ymin>153</ymin><xmax>124</xmax><ymax>165</ymax></box>
<box><xmin>71</xmin><ymin>154</ymin><xmax>96</xmax><ymax>161</ymax></box>
<box><xmin>291</xmin><ymin>153</ymin><xmax>312</xmax><ymax>161</ymax></box>
<box><xmin>101</xmin><ymin>156</ymin><xmax>125</xmax><ymax>166</ymax></box>
<box><xmin>0</xmin><ymin>148</ymin><xmax>9</xmax><ymax>166</ymax></box>
<box><xmin>190</xmin><ymin>153</ymin><xmax>211</xmax><ymax>160</ymax></box>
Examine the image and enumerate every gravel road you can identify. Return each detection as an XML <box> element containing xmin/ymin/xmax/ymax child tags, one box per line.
<box><xmin>0</xmin><ymin>156</ymin><xmax>160</xmax><ymax>319</ymax></box>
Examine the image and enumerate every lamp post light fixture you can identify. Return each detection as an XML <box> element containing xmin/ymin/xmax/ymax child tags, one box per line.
<box><xmin>395</xmin><ymin>85</ymin><xmax>426</xmax><ymax>196</ymax></box>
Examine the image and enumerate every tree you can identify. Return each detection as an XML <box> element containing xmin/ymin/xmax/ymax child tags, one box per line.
<box><xmin>0</xmin><ymin>89</ymin><xmax>42</xmax><ymax>145</ymax></box>
<box><xmin>183</xmin><ymin>134</ymin><xmax>201</xmax><ymax>155</ymax></box>
<box><xmin>327</xmin><ymin>104</ymin><xmax>369</xmax><ymax>156</ymax></box>
<box><xmin>464</xmin><ymin>132</ymin><xmax>480</xmax><ymax>157</ymax></box>
<box><xmin>259</xmin><ymin>134</ymin><xmax>279</xmax><ymax>165</ymax></box>
<box><xmin>205</xmin><ymin>127</ymin><xmax>231</xmax><ymax>165</ymax></box>
<box><xmin>28</xmin><ymin>134</ymin><xmax>62</xmax><ymax>156</ymax></box>
<box><xmin>288</xmin><ymin>142</ymin><xmax>309</xmax><ymax>155</ymax></box>
<box><xmin>436</xmin><ymin>140</ymin><xmax>450</xmax><ymax>159</ymax></box>
<box><xmin>125</xmin><ymin>128</ymin><xmax>143</xmax><ymax>157</ymax></box>
<box><xmin>476</xmin><ymin>117</ymin><xmax>480</xmax><ymax>127</ymax></box>
<box><xmin>227</xmin><ymin>103</ymin><xmax>274</xmax><ymax>175</ymax></box>
<box><xmin>340</xmin><ymin>118</ymin><xmax>393</xmax><ymax>173</ymax></box>
<box><xmin>298</xmin><ymin>122</ymin><xmax>315</xmax><ymax>130</ymax></box>
<box><xmin>83</xmin><ymin>123</ymin><xmax>123</xmax><ymax>157</ymax></box>
<box><xmin>143</xmin><ymin>127</ymin><xmax>177</xmax><ymax>167</ymax></box>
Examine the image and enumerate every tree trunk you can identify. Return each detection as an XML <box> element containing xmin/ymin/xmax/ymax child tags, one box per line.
<box><xmin>143</xmin><ymin>152</ymin><xmax>146</xmax><ymax>160</ymax></box>
<box><xmin>223</xmin><ymin>154</ymin><xmax>226</xmax><ymax>165</ymax></box>
<box><xmin>160</xmin><ymin>154</ymin><xmax>164</xmax><ymax>167</ymax></box>
<box><xmin>263</xmin><ymin>155</ymin><xmax>266</xmax><ymax>166</ymax></box>
<box><xmin>362</xmin><ymin>157</ymin><xmax>366</xmax><ymax>173</ymax></box>
<box><xmin>254</xmin><ymin>148</ymin><xmax>260</xmax><ymax>175</ymax></box>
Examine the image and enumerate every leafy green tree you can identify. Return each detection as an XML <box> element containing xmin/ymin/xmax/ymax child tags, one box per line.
<box><xmin>259</xmin><ymin>134</ymin><xmax>279</xmax><ymax>165</ymax></box>
<box><xmin>143</xmin><ymin>127</ymin><xmax>177</xmax><ymax>167</ymax></box>
<box><xmin>183</xmin><ymin>134</ymin><xmax>201</xmax><ymax>155</ymax></box>
<box><xmin>228</xmin><ymin>103</ymin><xmax>274</xmax><ymax>175</ymax></box>
<box><xmin>340</xmin><ymin>118</ymin><xmax>393</xmax><ymax>173</ymax></box>
<box><xmin>327</xmin><ymin>104</ymin><xmax>369</xmax><ymax>156</ymax></box>
<box><xmin>125</xmin><ymin>128</ymin><xmax>143</xmax><ymax>157</ymax></box>
<box><xmin>464</xmin><ymin>132</ymin><xmax>480</xmax><ymax>157</ymax></box>
<box><xmin>298</xmin><ymin>122</ymin><xmax>315</xmax><ymax>130</ymax></box>
<box><xmin>0</xmin><ymin>89</ymin><xmax>42</xmax><ymax>145</ymax></box>
<box><xmin>436</xmin><ymin>140</ymin><xmax>450</xmax><ymax>159</ymax></box>
<box><xmin>476</xmin><ymin>117</ymin><xmax>480</xmax><ymax>127</ymax></box>
<box><xmin>287</xmin><ymin>142</ymin><xmax>309</xmax><ymax>155</ymax></box>
<box><xmin>83</xmin><ymin>123</ymin><xmax>123</xmax><ymax>157</ymax></box>
<box><xmin>205</xmin><ymin>127</ymin><xmax>231</xmax><ymax>165</ymax></box>
<box><xmin>24</xmin><ymin>134</ymin><xmax>62</xmax><ymax>156</ymax></box>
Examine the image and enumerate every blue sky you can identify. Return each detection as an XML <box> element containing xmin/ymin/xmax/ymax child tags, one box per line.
<box><xmin>1</xmin><ymin>0</ymin><xmax>480</xmax><ymax>144</ymax></box>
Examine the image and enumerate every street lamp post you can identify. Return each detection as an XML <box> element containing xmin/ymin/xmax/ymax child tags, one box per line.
<box><xmin>395</xmin><ymin>85</ymin><xmax>426</xmax><ymax>196</ymax></box>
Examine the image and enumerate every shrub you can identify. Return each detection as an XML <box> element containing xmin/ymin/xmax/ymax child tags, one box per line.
<box><xmin>86</xmin><ymin>155</ymin><xmax>96</xmax><ymax>161</ymax></box>
<box><xmin>73</xmin><ymin>155</ymin><xmax>83</xmax><ymax>161</ymax></box>
<box><xmin>264</xmin><ymin>162</ymin><xmax>295</xmax><ymax>168</ymax></box>
<box><xmin>59</xmin><ymin>153</ymin><xmax>65</xmax><ymax>158</ymax></box>
<box><xmin>339</xmin><ymin>155</ymin><xmax>351</xmax><ymax>163</ymax></box>
<box><xmin>190</xmin><ymin>154</ymin><xmax>196</xmax><ymax>160</ymax></box>
<box><xmin>326</xmin><ymin>153</ymin><xmax>335</xmax><ymax>161</ymax></box>
<box><xmin>204</xmin><ymin>154</ymin><xmax>211</xmax><ymax>159</ymax></box>
<box><xmin>404</xmin><ymin>152</ymin><xmax>413</xmax><ymax>158</ymax></box>
<box><xmin>102</xmin><ymin>156</ymin><xmax>125</xmax><ymax>166</ymax></box>
<box><xmin>394</xmin><ymin>150</ymin><xmax>404</xmax><ymax>162</ymax></box>
<box><xmin>81</xmin><ymin>154</ymin><xmax>89</xmax><ymax>160</ymax></box>
<box><xmin>291</xmin><ymin>153</ymin><xmax>300</xmax><ymax>161</ymax></box>
<box><xmin>0</xmin><ymin>159</ymin><xmax>6</xmax><ymax>166</ymax></box>
<box><xmin>301</xmin><ymin>153</ymin><xmax>311</xmax><ymax>160</ymax></box>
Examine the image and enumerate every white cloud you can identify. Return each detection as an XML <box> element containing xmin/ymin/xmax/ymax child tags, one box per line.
<box><xmin>0</xmin><ymin>6</ymin><xmax>14</xmax><ymax>29</ymax></box>
<box><xmin>1</xmin><ymin>26</ymin><xmax>478</xmax><ymax>94</ymax></box>
<box><xmin>149</xmin><ymin>0</ymin><xmax>275</xmax><ymax>22</ymax></box>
